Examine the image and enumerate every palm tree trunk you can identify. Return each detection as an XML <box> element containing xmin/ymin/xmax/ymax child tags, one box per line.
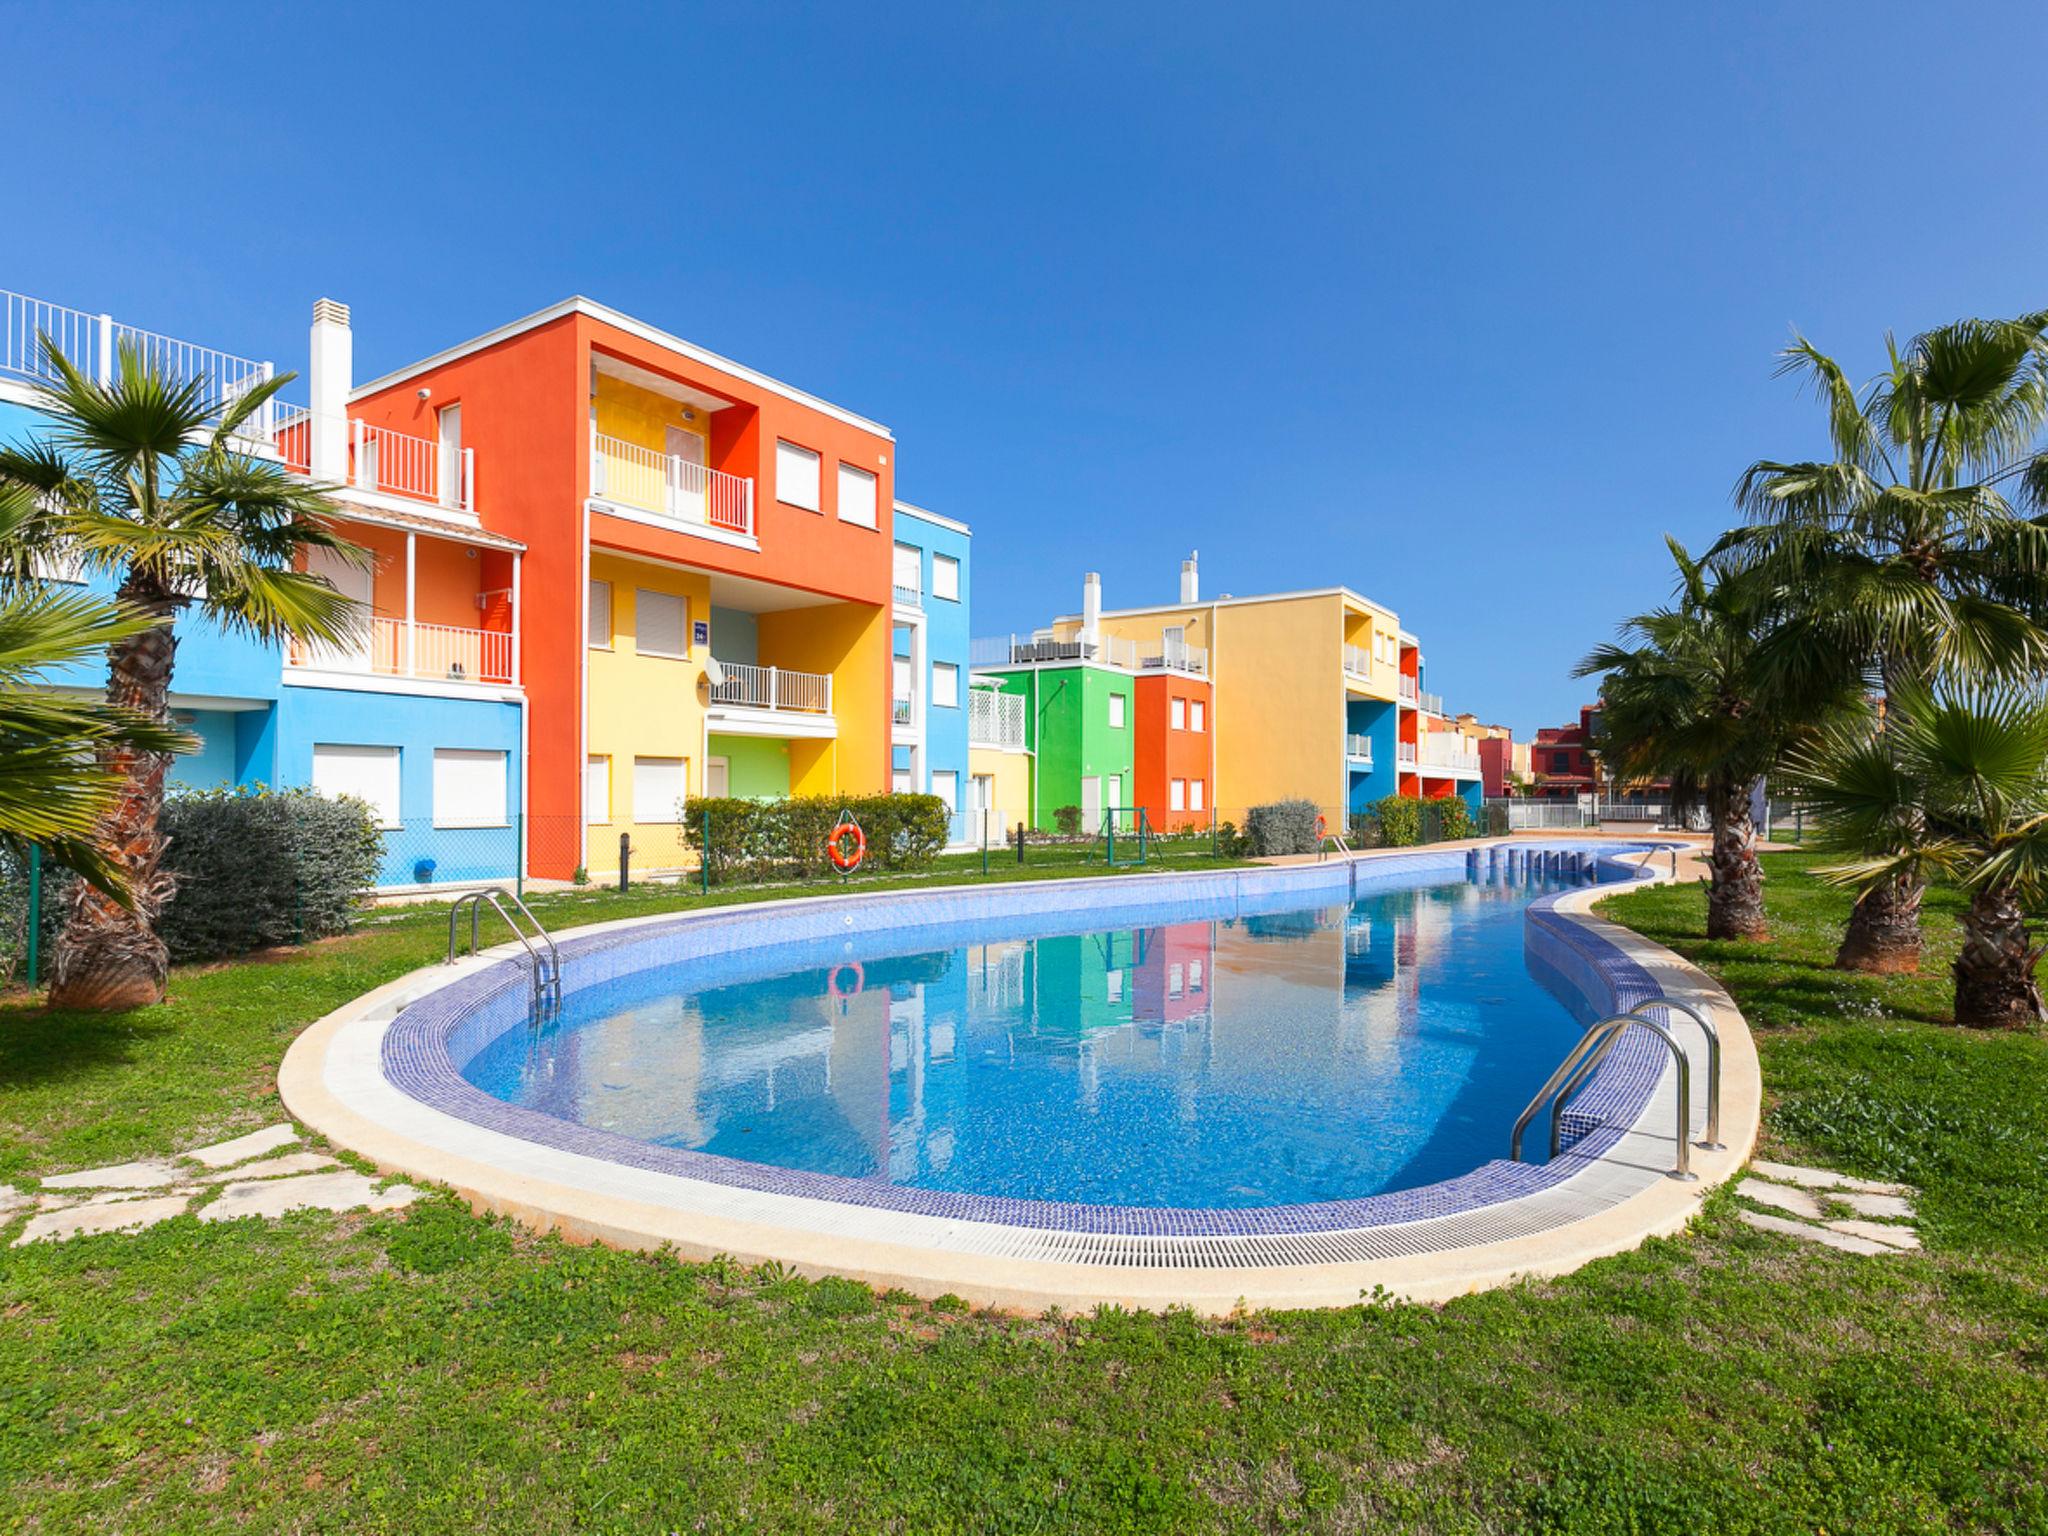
<box><xmin>1835</xmin><ymin>872</ymin><xmax>1924</xmax><ymax>974</ymax></box>
<box><xmin>1706</xmin><ymin>777</ymin><xmax>1767</xmax><ymax>941</ymax></box>
<box><xmin>1952</xmin><ymin>885</ymin><xmax>2046</xmax><ymax>1029</ymax></box>
<box><xmin>48</xmin><ymin>605</ymin><xmax>177</xmax><ymax>1011</ymax></box>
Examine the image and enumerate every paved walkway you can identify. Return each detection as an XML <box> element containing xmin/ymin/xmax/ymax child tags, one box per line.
<box><xmin>3</xmin><ymin>1124</ymin><xmax>417</xmax><ymax>1246</ymax></box>
<box><xmin>1732</xmin><ymin>1159</ymin><xmax>1921</xmax><ymax>1255</ymax></box>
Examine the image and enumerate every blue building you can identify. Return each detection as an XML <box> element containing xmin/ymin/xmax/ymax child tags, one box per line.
<box><xmin>3</xmin><ymin>290</ymin><xmax>528</xmax><ymax>890</ymax></box>
<box><xmin>889</xmin><ymin>501</ymin><xmax>973</xmax><ymax>839</ymax></box>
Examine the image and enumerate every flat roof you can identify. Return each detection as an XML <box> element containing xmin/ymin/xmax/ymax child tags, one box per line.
<box><xmin>893</xmin><ymin>499</ymin><xmax>971</xmax><ymax>537</ymax></box>
<box><xmin>352</xmin><ymin>297</ymin><xmax>893</xmax><ymax>440</ymax></box>
<box><xmin>1050</xmin><ymin>583</ymin><xmax>1400</xmax><ymax>626</ymax></box>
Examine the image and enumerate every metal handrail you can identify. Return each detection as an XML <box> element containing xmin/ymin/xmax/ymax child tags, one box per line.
<box><xmin>1511</xmin><ymin>1012</ymin><xmax>1697</xmax><ymax>1181</ymax></box>
<box><xmin>1629</xmin><ymin>996</ymin><xmax>1722</xmax><ymax>1150</ymax></box>
<box><xmin>447</xmin><ymin>887</ymin><xmax>561</xmax><ymax>1010</ymax></box>
<box><xmin>1318</xmin><ymin>832</ymin><xmax>1351</xmax><ymax>862</ymax></box>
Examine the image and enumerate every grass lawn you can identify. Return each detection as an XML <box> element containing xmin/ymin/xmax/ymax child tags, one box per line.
<box><xmin>3</xmin><ymin>854</ymin><xmax>2046</xmax><ymax>1532</ymax></box>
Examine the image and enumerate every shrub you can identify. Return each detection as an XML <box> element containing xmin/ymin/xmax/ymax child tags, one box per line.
<box><xmin>1053</xmin><ymin>805</ymin><xmax>1082</xmax><ymax>838</ymax></box>
<box><xmin>1374</xmin><ymin>794</ymin><xmax>1423</xmax><ymax>847</ymax></box>
<box><xmin>0</xmin><ymin>846</ymin><xmax>77</xmax><ymax>985</ymax></box>
<box><xmin>683</xmin><ymin>793</ymin><xmax>949</xmax><ymax>883</ymax></box>
<box><xmin>1243</xmin><ymin>799</ymin><xmax>1321</xmax><ymax>856</ymax></box>
<box><xmin>1348</xmin><ymin>811</ymin><xmax>1385</xmax><ymax>848</ymax></box>
<box><xmin>1431</xmin><ymin>796</ymin><xmax>1476</xmax><ymax>841</ymax></box>
<box><xmin>155</xmin><ymin>786</ymin><xmax>384</xmax><ymax>961</ymax></box>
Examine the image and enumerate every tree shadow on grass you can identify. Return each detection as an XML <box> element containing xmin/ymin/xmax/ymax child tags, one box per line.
<box><xmin>0</xmin><ymin>999</ymin><xmax>182</xmax><ymax>1088</ymax></box>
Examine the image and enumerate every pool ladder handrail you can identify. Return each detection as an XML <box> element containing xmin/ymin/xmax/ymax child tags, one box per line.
<box><xmin>1317</xmin><ymin>832</ymin><xmax>1352</xmax><ymax>862</ymax></box>
<box><xmin>1538</xmin><ymin>1001</ymin><xmax>1722</xmax><ymax>1158</ymax></box>
<box><xmin>447</xmin><ymin>887</ymin><xmax>562</xmax><ymax>1016</ymax></box>
<box><xmin>1509</xmin><ymin>1010</ymin><xmax>1699</xmax><ymax>1181</ymax></box>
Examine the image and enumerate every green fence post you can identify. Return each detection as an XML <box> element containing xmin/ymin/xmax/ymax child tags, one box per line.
<box><xmin>25</xmin><ymin>844</ymin><xmax>41</xmax><ymax>991</ymax></box>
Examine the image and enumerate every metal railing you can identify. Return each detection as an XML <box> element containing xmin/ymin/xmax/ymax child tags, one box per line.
<box><xmin>447</xmin><ymin>886</ymin><xmax>560</xmax><ymax>1017</ymax></box>
<box><xmin>710</xmin><ymin>660</ymin><xmax>832</xmax><ymax>714</ymax></box>
<box><xmin>970</xmin><ymin>633</ymin><xmax>1139</xmax><ymax>669</ymax></box>
<box><xmin>968</xmin><ymin>687</ymin><xmax>1027</xmax><ymax>749</ymax></box>
<box><xmin>1141</xmin><ymin>641</ymin><xmax>1208</xmax><ymax>676</ymax></box>
<box><xmin>1510</xmin><ymin>1011</ymin><xmax>1698</xmax><ymax>1181</ymax></box>
<box><xmin>4</xmin><ymin>287</ymin><xmax>275</xmax><ymax>435</ymax></box>
<box><xmin>892</xmin><ymin>695</ymin><xmax>914</xmax><ymax>725</ymax></box>
<box><xmin>590</xmin><ymin>429</ymin><xmax>754</xmax><ymax>537</ymax></box>
<box><xmin>354</xmin><ymin>419</ymin><xmax>472</xmax><ymax>510</ymax></box>
<box><xmin>1419</xmin><ymin>689</ymin><xmax>1445</xmax><ymax>715</ymax></box>
<box><xmin>1396</xmin><ymin>741</ymin><xmax>1418</xmax><ymax>765</ymax></box>
<box><xmin>893</xmin><ymin>583</ymin><xmax>923</xmax><ymax>608</ymax></box>
<box><xmin>1344</xmin><ymin>733</ymin><xmax>1373</xmax><ymax>763</ymax></box>
<box><xmin>1342</xmin><ymin>643</ymin><xmax>1372</xmax><ymax>676</ymax></box>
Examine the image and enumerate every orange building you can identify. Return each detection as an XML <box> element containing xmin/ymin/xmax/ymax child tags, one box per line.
<box><xmin>1133</xmin><ymin>670</ymin><xmax>1214</xmax><ymax>831</ymax></box>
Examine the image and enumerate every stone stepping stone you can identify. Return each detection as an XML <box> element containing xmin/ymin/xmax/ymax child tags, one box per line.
<box><xmin>42</xmin><ymin>1159</ymin><xmax>185</xmax><ymax>1192</ymax></box>
<box><xmin>1737</xmin><ymin>1177</ymin><xmax>1823</xmax><ymax>1220</ymax></box>
<box><xmin>14</xmin><ymin>1194</ymin><xmax>192</xmax><ymax>1246</ymax></box>
<box><xmin>1829</xmin><ymin>1219</ymin><xmax>1920</xmax><ymax>1251</ymax></box>
<box><xmin>1834</xmin><ymin>1190</ymin><xmax>1915</xmax><ymax>1222</ymax></box>
<box><xmin>200</xmin><ymin>1153</ymin><xmax>337</xmax><ymax>1184</ymax></box>
<box><xmin>0</xmin><ymin>1185</ymin><xmax>25</xmax><ymax>1217</ymax></box>
<box><xmin>198</xmin><ymin>1170</ymin><xmax>419</xmax><ymax>1224</ymax></box>
<box><xmin>1749</xmin><ymin>1158</ymin><xmax>1911</xmax><ymax>1197</ymax></box>
<box><xmin>1738</xmin><ymin>1209</ymin><xmax>1895</xmax><ymax>1256</ymax></box>
<box><xmin>185</xmin><ymin>1124</ymin><xmax>299</xmax><ymax>1169</ymax></box>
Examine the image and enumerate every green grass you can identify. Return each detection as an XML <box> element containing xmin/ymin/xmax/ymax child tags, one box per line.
<box><xmin>2</xmin><ymin>855</ymin><xmax>2046</xmax><ymax>1532</ymax></box>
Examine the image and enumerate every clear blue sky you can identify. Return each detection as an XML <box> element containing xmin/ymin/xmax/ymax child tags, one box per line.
<box><xmin>5</xmin><ymin>1</ymin><xmax>2044</xmax><ymax>734</ymax></box>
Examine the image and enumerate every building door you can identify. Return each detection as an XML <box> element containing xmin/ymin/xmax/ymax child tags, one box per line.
<box><xmin>1079</xmin><ymin>776</ymin><xmax>1101</xmax><ymax>835</ymax></box>
<box><xmin>666</xmin><ymin>427</ymin><xmax>706</xmax><ymax>524</ymax></box>
<box><xmin>1105</xmin><ymin>775</ymin><xmax>1122</xmax><ymax>828</ymax></box>
<box><xmin>972</xmin><ymin>773</ymin><xmax>994</xmax><ymax>842</ymax></box>
<box><xmin>437</xmin><ymin>404</ymin><xmax>462</xmax><ymax>507</ymax></box>
<box><xmin>706</xmin><ymin>756</ymin><xmax>728</xmax><ymax>798</ymax></box>
<box><xmin>303</xmin><ymin>545</ymin><xmax>372</xmax><ymax>671</ymax></box>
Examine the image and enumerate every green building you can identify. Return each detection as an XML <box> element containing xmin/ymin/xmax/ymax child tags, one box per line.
<box><xmin>976</xmin><ymin>654</ymin><xmax>1135</xmax><ymax>834</ymax></box>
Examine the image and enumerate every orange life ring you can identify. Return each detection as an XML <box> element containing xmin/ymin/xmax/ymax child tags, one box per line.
<box><xmin>827</xmin><ymin>817</ymin><xmax>867</xmax><ymax>872</ymax></box>
<box><xmin>827</xmin><ymin>961</ymin><xmax>865</xmax><ymax>1001</ymax></box>
<box><xmin>1314</xmin><ymin>814</ymin><xmax>1328</xmax><ymax>840</ymax></box>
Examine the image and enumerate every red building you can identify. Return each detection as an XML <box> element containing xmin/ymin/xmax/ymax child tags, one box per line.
<box><xmin>1531</xmin><ymin>705</ymin><xmax>1601</xmax><ymax>800</ymax></box>
<box><xmin>1134</xmin><ymin>670</ymin><xmax>1214</xmax><ymax>832</ymax></box>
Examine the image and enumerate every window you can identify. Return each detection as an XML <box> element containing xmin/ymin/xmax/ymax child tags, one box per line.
<box><xmin>932</xmin><ymin>662</ymin><xmax>960</xmax><ymax>708</ymax></box>
<box><xmin>932</xmin><ymin>770</ymin><xmax>958</xmax><ymax>812</ymax></box>
<box><xmin>433</xmin><ymin>748</ymin><xmax>507</xmax><ymax>828</ymax></box>
<box><xmin>776</xmin><ymin>440</ymin><xmax>821</xmax><ymax>510</ymax></box>
<box><xmin>932</xmin><ymin>554</ymin><xmax>960</xmax><ymax>601</ymax></box>
<box><xmin>1108</xmin><ymin>692</ymin><xmax>1126</xmax><ymax>729</ymax></box>
<box><xmin>892</xmin><ymin>543</ymin><xmax>921</xmax><ymax>594</ymax></box>
<box><xmin>436</xmin><ymin>404</ymin><xmax>463</xmax><ymax>506</ymax></box>
<box><xmin>312</xmin><ymin>744</ymin><xmax>400</xmax><ymax>829</ymax></box>
<box><xmin>1107</xmin><ymin>969</ymin><xmax>1123</xmax><ymax>1003</ymax></box>
<box><xmin>587</xmin><ymin>579</ymin><xmax>612</xmax><ymax>648</ymax></box>
<box><xmin>892</xmin><ymin>769</ymin><xmax>913</xmax><ymax>793</ymax></box>
<box><xmin>837</xmin><ymin>463</ymin><xmax>878</xmax><ymax>528</ymax></box>
<box><xmin>632</xmin><ymin>756</ymin><xmax>686</xmax><ymax>823</ymax></box>
<box><xmin>1168</xmin><ymin>964</ymin><xmax>1184</xmax><ymax>1000</ymax></box>
<box><xmin>635</xmin><ymin>589</ymin><xmax>688</xmax><ymax>658</ymax></box>
<box><xmin>586</xmin><ymin>755</ymin><xmax>611</xmax><ymax>823</ymax></box>
<box><xmin>1190</xmin><ymin>779</ymin><xmax>1206</xmax><ymax>812</ymax></box>
<box><xmin>1190</xmin><ymin>700</ymin><xmax>1206</xmax><ymax>733</ymax></box>
<box><xmin>1170</xmin><ymin>697</ymin><xmax>1187</xmax><ymax>730</ymax></box>
<box><xmin>1189</xmin><ymin>959</ymin><xmax>1204</xmax><ymax>993</ymax></box>
<box><xmin>1552</xmin><ymin>751</ymin><xmax>1571</xmax><ymax>773</ymax></box>
<box><xmin>1169</xmin><ymin>778</ymin><xmax>1186</xmax><ymax>811</ymax></box>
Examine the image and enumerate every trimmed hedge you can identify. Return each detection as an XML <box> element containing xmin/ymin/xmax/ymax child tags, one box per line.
<box><xmin>156</xmin><ymin>787</ymin><xmax>384</xmax><ymax>961</ymax></box>
<box><xmin>683</xmin><ymin>794</ymin><xmax>948</xmax><ymax>884</ymax></box>
<box><xmin>1371</xmin><ymin>793</ymin><xmax>1476</xmax><ymax>847</ymax></box>
<box><xmin>1243</xmin><ymin>799</ymin><xmax>1321</xmax><ymax>856</ymax></box>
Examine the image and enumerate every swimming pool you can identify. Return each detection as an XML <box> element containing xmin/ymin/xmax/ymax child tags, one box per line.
<box><xmin>287</xmin><ymin>842</ymin><xmax>1755</xmax><ymax>1311</ymax></box>
<box><xmin>464</xmin><ymin>863</ymin><xmax>1629</xmax><ymax>1211</ymax></box>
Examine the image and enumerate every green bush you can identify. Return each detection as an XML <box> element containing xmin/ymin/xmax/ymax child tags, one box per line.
<box><xmin>683</xmin><ymin>794</ymin><xmax>948</xmax><ymax>884</ymax></box>
<box><xmin>1431</xmin><ymin>796</ymin><xmax>1476</xmax><ymax>841</ymax></box>
<box><xmin>0</xmin><ymin>846</ymin><xmax>77</xmax><ymax>985</ymax></box>
<box><xmin>155</xmin><ymin>786</ymin><xmax>384</xmax><ymax>961</ymax></box>
<box><xmin>1374</xmin><ymin>794</ymin><xmax>1423</xmax><ymax>846</ymax></box>
<box><xmin>1053</xmin><ymin>805</ymin><xmax>1082</xmax><ymax>838</ymax></box>
<box><xmin>1244</xmin><ymin>799</ymin><xmax>1321</xmax><ymax>856</ymax></box>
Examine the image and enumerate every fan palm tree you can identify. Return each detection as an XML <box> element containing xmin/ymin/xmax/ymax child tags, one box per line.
<box><xmin>1720</xmin><ymin>313</ymin><xmax>2048</xmax><ymax>973</ymax></box>
<box><xmin>1783</xmin><ymin>684</ymin><xmax>2048</xmax><ymax>1028</ymax></box>
<box><xmin>1578</xmin><ymin>539</ymin><xmax>1861</xmax><ymax>940</ymax></box>
<box><xmin>0</xmin><ymin>337</ymin><xmax>365</xmax><ymax>1010</ymax></box>
<box><xmin>0</xmin><ymin>482</ymin><xmax>191</xmax><ymax>897</ymax></box>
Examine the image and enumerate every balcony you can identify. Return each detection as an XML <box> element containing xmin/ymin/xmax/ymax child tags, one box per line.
<box><xmin>711</xmin><ymin>660</ymin><xmax>832</xmax><ymax>716</ymax></box>
<box><xmin>893</xmin><ymin>584</ymin><xmax>923</xmax><ymax>609</ymax></box>
<box><xmin>971</xmin><ymin>633</ymin><xmax>1139</xmax><ymax>669</ymax></box>
<box><xmin>273</xmin><ymin>408</ymin><xmax>474</xmax><ymax>514</ymax></box>
<box><xmin>893</xmin><ymin>695</ymin><xmax>914</xmax><ymax>725</ymax></box>
<box><xmin>1140</xmin><ymin>639</ymin><xmax>1208</xmax><ymax>676</ymax></box>
<box><xmin>1419</xmin><ymin>741</ymin><xmax>1482</xmax><ymax>775</ymax></box>
<box><xmin>1420</xmin><ymin>689</ymin><xmax>1445</xmax><ymax>715</ymax></box>
<box><xmin>1343</xmin><ymin>643</ymin><xmax>1372</xmax><ymax>677</ymax></box>
<box><xmin>292</xmin><ymin>618</ymin><xmax>513</xmax><ymax>685</ymax></box>
<box><xmin>1398</xmin><ymin>675</ymin><xmax>1419</xmax><ymax>704</ymax></box>
<box><xmin>1397</xmin><ymin>741</ymin><xmax>1418</xmax><ymax>766</ymax></box>
<box><xmin>1345</xmin><ymin>733</ymin><xmax>1373</xmax><ymax>765</ymax></box>
<box><xmin>969</xmin><ymin>687</ymin><xmax>1027</xmax><ymax>750</ymax></box>
<box><xmin>591</xmin><ymin>429</ymin><xmax>754</xmax><ymax>540</ymax></box>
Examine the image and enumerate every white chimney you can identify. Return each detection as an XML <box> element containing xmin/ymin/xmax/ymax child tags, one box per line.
<box><xmin>1180</xmin><ymin>550</ymin><xmax>1199</xmax><ymax>604</ymax></box>
<box><xmin>1082</xmin><ymin>572</ymin><xmax>1102</xmax><ymax>646</ymax></box>
<box><xmin>308</xmin><ymin>298</ymin><xmax>352</xmax><ymax>482</ymax></box>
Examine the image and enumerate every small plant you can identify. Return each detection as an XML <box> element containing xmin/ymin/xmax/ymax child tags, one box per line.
<box><xmin>1244</xmin><ymin>799</ymin><xmax>1320</xmax><ymax>856</ymax></box>
<box><xmin>571</xmin><ymin>865</ymin><xmax>589</xmax><ymax>887</ymax></box>
<box><xmin>1054</xmin><ymin>805</ymin><xmax>1082</xmax><ymax>838</ymax></box>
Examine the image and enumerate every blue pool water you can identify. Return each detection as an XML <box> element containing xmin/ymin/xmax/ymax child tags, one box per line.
<box><xmin>465</xmin><ymin>865</ymin><xmax>1623</xmax><ymax>1210</ymax></box>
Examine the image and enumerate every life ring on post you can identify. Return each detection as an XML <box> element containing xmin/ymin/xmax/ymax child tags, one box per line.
<box><xmin>826</xmin><ymin>815</ymin><xmax>867</xmax><ymax>873</ymax></box>
<box><xmin>827</xmin><ymin>961</ymin><xmax>865</xmax><ymax>1001</ymax></box>
<box><xmin>1314</xmin><ymin>814</ymin><xmax>1328</xmax><ymax>841</ymax></box>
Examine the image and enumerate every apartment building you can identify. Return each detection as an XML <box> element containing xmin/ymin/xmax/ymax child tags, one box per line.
<box><xmin>889</xmin><ymin>502</ymin><xmax>972</xmax><ymax>833</ymax></box>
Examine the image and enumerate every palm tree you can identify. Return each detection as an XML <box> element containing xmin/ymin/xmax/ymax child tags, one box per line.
<box><xmin>0</xmin><ymin>338</ymin><xmax>365</xmax><ymax>1010</ymax></box>
<box><xmin>1721</xmin><ymin>314</ymin><xmax>2048</xmax><ymax>973</ymax></box>
<box><xmin>1578</xmin><ymin>539</ymin><xmax>1861</xmax><ymax>940</ymax></box>
<box><xmin>0</xmin><ymin>482</ymin><xmax>191</xmax><ymax>897</ymax></box>
<box><xmin>1783</xmin><ymin>684</ymin><xmax>2048</xmax><ymax>1028</ymax></box>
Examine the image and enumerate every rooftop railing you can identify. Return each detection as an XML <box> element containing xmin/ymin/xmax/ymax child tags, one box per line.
<box><xmin>970</xmin><ymin>633</ymin><xmax>1140</xmax><ymax>669</ymax></box>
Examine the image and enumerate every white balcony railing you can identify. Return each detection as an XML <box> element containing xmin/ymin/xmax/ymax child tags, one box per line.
<box><xmin>1345</xmin><ymin>733</ymin><xmax>1373</xmax><ymax>763</ymax></box>
<box><xmin>970</xmin><ymin>633</ymin><xmax>1139</xmax><ymax>669</ymax></box>
<box><xmin>293</xmin><ymin>617</ymin><xmax>513</xmax><ymax>684</ymax></box>
<box><xmin>1420</xmin><ymin>689</ymin><xmax>1445</xmax><ymax>715</ymax></box>
<box><xmin>271</xmin><ymin>408</ymin><xmax>473</xmax><ymax>512</ymax></box>
<box><xmin>892</xmin><ymin>696</ymin><xmax>914</xmax><ymax>725</ymax></box>
<box><xmin>1397</xmin><ymin>741</ymin><xmax>1418</xmax><ymax>766</ymax></box>
<box><xmin>969</xmin><ymin>687</ymin><xmax>1027</xmax><ymax>749</ymax></box>
<box><xmin>1142</xmin><ymin>639</ymin><xmax>1208</xmax><ymax>676</ymax></box>
<box><xmin>1398</xmin><ymin>675</ymin><xmax>1419</xmax><ymax>703</ymax></box>
<box><xmin>1420</xmin><ymin>742</ymin><xmax>1482</xmax><ymax>773</ymax></box>
<box><xmin>591</xmin><ymin>429</ymin><xmax>754</xmax><ymax>539</ymax></box>
<box><xmin>1343</xmin><ymin>643</ymin><xmax>1372</xmax><ymax>676</ymax></box>
<box><xmin>894</xmin><ymin>584</ymin><xmax>923</xmax><ymax>608</ymax></box>
<box><xmin>4</xmin><ymin>288</ymin><xmax>274</xmax><ymax>433</ymax></box>
<box><xmin>711</xmin><ymin>660</ymin><xmax>832</xmax><ymax>715</ymax></box>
